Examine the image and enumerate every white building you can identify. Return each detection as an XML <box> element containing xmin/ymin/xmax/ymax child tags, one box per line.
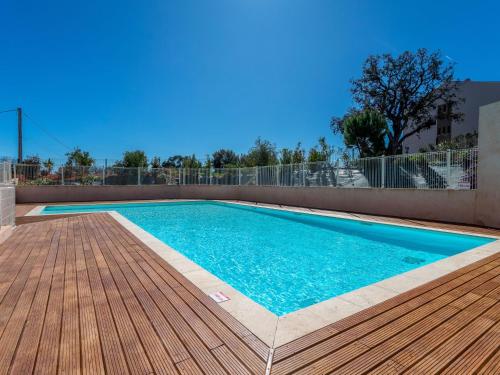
<box><xmin>403</xmin><ymin>80</ymin><xmax>500</xmax><ymax>153</ymax></box>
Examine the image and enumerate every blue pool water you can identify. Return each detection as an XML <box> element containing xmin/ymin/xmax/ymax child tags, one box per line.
<box><xmin>42</xmin><ymin>201</ymin><xmax>494</xmax><ymax>315</ymax></box>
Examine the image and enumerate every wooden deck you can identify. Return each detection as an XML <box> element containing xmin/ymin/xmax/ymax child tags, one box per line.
<box><xmin>271</xmin><ymin>252</ymin><xmax>500</xmax><ymax>374</ymax></box>
<box><xmin>0</xmin><ymin>214</ymin><xmax>268</xmax><ymax>374</ymax></box>
<box><xmin>1</xmin><ymin>211</ymin><xmax>499</xmax><ymax>374</ymax></box>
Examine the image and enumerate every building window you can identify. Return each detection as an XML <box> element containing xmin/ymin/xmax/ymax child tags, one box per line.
<box><xmin>437</xmin><ymin>103</ymin><xmax>451</xmax><ymax>120</ymax></box>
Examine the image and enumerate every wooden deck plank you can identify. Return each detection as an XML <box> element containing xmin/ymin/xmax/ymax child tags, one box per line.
<box><xmin>0</xmin><ymin>223</ymin><xmax>31</xmax><ymax>262</ymax></box>
<box><xmin>81</xmin><ymin>216</ymin><xmax>154</xmax><ymax>374</ymax></box>
<box><xmin>0</xmin><ymin>223</ymin><xmax>40</xmax><ymax>305</ymax></box>
<box><xmin>440</xmin><ymin>320</ymin><xmax>500</xmax><ymax>374</ymax></box>
<box><xmin>271</xmin><ymin>260</ymin><xmax>500</xmax><ymax>374</ymax></box>
<box><xmin>59</xmin><ymin>218</ymin><xmax>81</xmax><ymax>374</ymax></box>
<box><xmin>477</xmin><ymin>345</ymin><xmax>500</xmax><ymax>374</ymax></box>
<box><xmin>0</xmin><ymin>222</ymin><xmax>56</xmax><ymax>375</ymax></box>
<box><xmin>8</xmin><ymin>220</ymin><xmax>62</xmax><ymax>375</ymax></box>
<box><xmin>79</xmin><ymin>215</ymin><xmax>130</xmax><ymax>375</ymax></box>
<box><xmin>175</xmin><ymin>358</ymin><xmax>204</xmax><ymax>375</ymax></box>
<box><xmin>34</xmin><ymin>220</ymin><xmax>68</xmax><ymax>374</ymax></box>
<box><xmin>374</xmin><ymin>293</ymin><xmax>500</xmax><ymax>374</ymax></box>
<box><xmin>272</xmin><ymin>255</ymin><xmax>499</xmax><ymax>363</ymax></box>
<box><xmin>73</xmin><ymin>218</ymin><xmax>106</xmax><ymax>374</ymax></box>
<box><xmin>212</xmin><ymin>345</ymin><xmax>253</xmax><ymax>375</ymax></box>
<box><xmin>332</xmin><ymin>296</ymin><xmax>497</xmax><ymax>374</ymax></box>
<box><xmin>84</xmin><ymin>215</ymin><xmax>184</xmax><ymax>374</ymax></box>
<box><xmin>407</xmin><ymin>311</ymin><xmax>498</xmax><ymax>374</ymax></box>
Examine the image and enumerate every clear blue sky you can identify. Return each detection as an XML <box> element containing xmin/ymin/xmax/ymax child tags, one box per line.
<box><xmin>1</xmin><ymin>0</ymin><xmax>499</xmax><ymax>162</ymax></box>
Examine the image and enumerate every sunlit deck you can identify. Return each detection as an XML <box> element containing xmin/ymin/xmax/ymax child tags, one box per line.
<box><xmin>0</xmin><ymin>214</ymin><xmax>268</xmax><ymax>374</ymax></box>
<box><xmin>1</xmin><ymin>209</ymin><xmax>499</xmax><ymax>374</ymax></box>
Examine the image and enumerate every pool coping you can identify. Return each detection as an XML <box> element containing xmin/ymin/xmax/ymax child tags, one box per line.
<box><xmin>27</xmin><ymin>199</ymin><xmax>500</xmax><ymax>348</ymax></box>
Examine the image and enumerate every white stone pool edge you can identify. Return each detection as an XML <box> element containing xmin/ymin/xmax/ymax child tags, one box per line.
<box><xmin>28</xmin><ymin>200</ymin><xmax>500</xmax><ymax>348</ymax></box>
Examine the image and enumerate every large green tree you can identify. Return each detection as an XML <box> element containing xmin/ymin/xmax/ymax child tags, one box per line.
<box><xmin>65</xmin><ymin>148</ymin><xmax>94</xmax><ymax>167</ymax></box>
<box><xmin>280</xmin><ymin>142</ymin><xmax>306</xmax><ymax>164</ymax></box>
<box><xmin>162</xmin><ymin>155</ymin><xmax>184</xmax><ymax>168</ymax></box>
<box><xmin>241</xmin><ymin>138</ymin><xmax>278</xmax><ymax>167</ymax></box>
<box><xmin>161</xmin><ymin>154</ymin><xmax>201</xmax><ymax>168</ymax></box>
<box><xmin>342</xmin><ymin>110</ymin><xmax>387</xmax><ymax>157</ymax></box>
<box><xmin>280</xmin><ymin>148</ymin><xmax>293</xmax><ymax>164</ymax></box>
<box><xmin>150</xmin><ymin>156</ymin><xmax>161</xmax><ymax>168</ymax></box>
<box><xmin>117</xmin><ymin>150</ymin><xmax>148</xmax><ymax>168</ymax></box>
<box><xmin>332</xmin><ymin>49</ymin><xmax>463</xmax><ymax>154</ymax></box>
<box><xmin>292</xmin><ymin>142</ymin><xmax>306</xmax><ymax>164</ymax></box>
<box><xmin>182</xmin><ymin>154</ymin><xmax>202</xmax><ymax>169</ymax></box>
<box><xmin>212</xmin><ymin>149</ymin><xmax>239</xmax><ymax>168</ymax></box>
<box><xmin>307</xmin><ymin>137</ymin><xmax>331</xmax><ymax>162</ymax></box>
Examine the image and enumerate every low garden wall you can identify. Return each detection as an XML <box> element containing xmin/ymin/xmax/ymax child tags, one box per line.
<box><xmin>16</xmin><ymin>185</ymin><xmax>485</xmax><ymax>227</ymax></box>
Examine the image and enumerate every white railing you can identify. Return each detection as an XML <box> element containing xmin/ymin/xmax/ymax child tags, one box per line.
<box><xmin>11</xmin><ymin>148</ymin><xmax>478</xmax><ymax>190</ymax></box>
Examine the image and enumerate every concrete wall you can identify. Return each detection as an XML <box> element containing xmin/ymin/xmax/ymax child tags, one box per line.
<box><xmin>237</xmin><ymin>186</ymin><xmax>478</xmax><ymax>225</ymax></box>
<box><xmin>16</xmin><ymin>184</ymin><xmax>480</xmax><ymax>226</ymax></box>
<box><xmin>0</xmin><ymin>186</ymin><xmax>15</xmax><ymax>227</ymax></box>
<box><xmin>15</xmin><ymin>185</ymin><xmax>239</xmax><ymax>203</ymax></box>
<box><xmin>476</xmin><ymin>100</ymin><xmax>500</xmax><ymax>228</ymax></box>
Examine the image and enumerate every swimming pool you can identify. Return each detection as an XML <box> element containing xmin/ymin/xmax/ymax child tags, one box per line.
<box><xmin>42</xmin><ymin>201</ymin><xmax>494</xmax><ymax>316</ymax></box>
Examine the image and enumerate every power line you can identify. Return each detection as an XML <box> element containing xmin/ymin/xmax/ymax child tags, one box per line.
<box><xmin>23</xmin><ymin>112</ymin><xmax>72</xmax><ymax>151</ymax></box>
<box><xmin>0</xmin><ymin>108</ymin><xmax>17</xmax><ymax>115</ymax></box>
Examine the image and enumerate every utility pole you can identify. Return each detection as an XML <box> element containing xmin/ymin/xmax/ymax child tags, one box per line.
<box><xmin>17</xmin><ymin>107</ymin><xmax>22</xmax><ymax>163</ymax></box>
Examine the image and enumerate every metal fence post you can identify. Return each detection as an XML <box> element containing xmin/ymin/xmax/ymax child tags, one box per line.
<box><xmin>255</xmin><ymin>166</ymin><xmax>259</xmax><ymax>186</ymax></box>
<box><xmin>238</xmin><ymin>168</ymin><xmax>241</xmax><ymax>185</ymax></box>
<box><xmin>336</xmin><ymin>161</ymin><xmax>340</xmax><ymax>187</ymax></box>
<box><xmin>137</xmin><ymin>167</ymin><xmax>141</xmax><ymax>185</ymax></box>
<box><xmin>381</xmin><ymin>156</ymin><xmax>386</xmax><ymax>188</ymax></box>
<box><xmin>446</xmin><ymin>149</ymin><xmax>451</xmax><ymax>188</ymax></box>
<box><xmin>302</xmin><ymin>163</ymin><xmax>306</xmax><ymax>186</ymax></box>
<box><xmin>276</xmin><ymin>165</ymin><xmax>280</xmax><ymax>186</ymax></box>
<box><xmin>61</xmin><ymin>166</ymin><xmax>64</xmax><ymax>185</ymax></box>
<box><xmin>102</xmin><ymin>166</ymin><xmax>105</xmax><ymax>185</ymax></box>
<box><xmin>103</xmin><ymin>158</ymin><xmax>107</xmax><ymax>185</ymax></box>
